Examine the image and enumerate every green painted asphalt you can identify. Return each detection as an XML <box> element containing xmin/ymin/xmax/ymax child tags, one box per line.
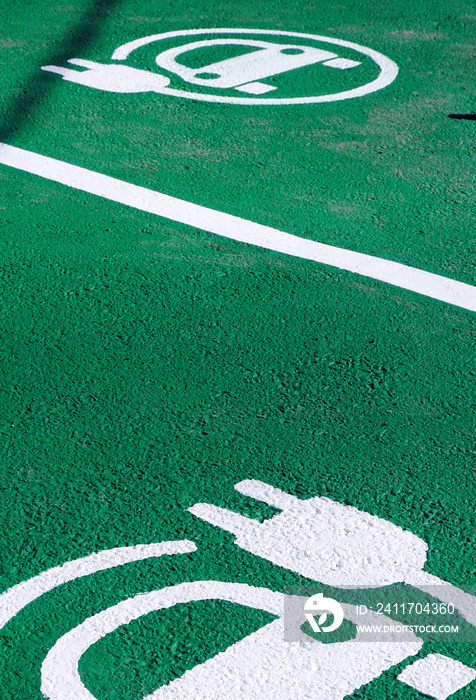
<box><xmin>0</xmin><ymin>1</ymin><xmax>475</xmax><ymax>697</ymax></box>
<box><xmin>2</xmin><ymin>0</ymin><xmax>476</xmax><ymax>282</ymax></box>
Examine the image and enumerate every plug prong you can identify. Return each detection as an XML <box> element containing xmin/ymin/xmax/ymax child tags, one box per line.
<box><xmin>188</xmin><ymin>503</ymin><xmax>260</xmax><ymax>537</ymax></box>
<box><xmin>67</xmin><ymin>58</ymin><xmax>103</xmax><ymax>69</ymax></box>
<box><xmin>235</xmin><ymin>479</ymin><xmax>299</xmax><ymax>510</ymax></box>
<box><xmin>41</xmin><ymin>65</ymin><xmax>77</xmax><ymax>78</ymax></box>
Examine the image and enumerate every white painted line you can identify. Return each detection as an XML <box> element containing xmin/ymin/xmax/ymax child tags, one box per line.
<box><xmin>1</xmin><ymin>142</ymin><xmax>475</xmax><ymax>312</ymax></box>
<box><xmin>0</xmin><ymin>540</ymin><xmax>196</xmax><ymax>630</ymax></box>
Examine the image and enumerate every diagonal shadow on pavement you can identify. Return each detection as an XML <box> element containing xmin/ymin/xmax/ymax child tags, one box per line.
<box><xmin>0</xmin><ymin>0</ymin><xmax>122</xmax><ymax>142</ymax></box>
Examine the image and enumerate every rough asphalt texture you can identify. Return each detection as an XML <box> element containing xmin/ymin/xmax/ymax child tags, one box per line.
<box><xmin>0</xmin><ymin>0</ymin><xmax>475</xmax><ymax>697</ymax></box>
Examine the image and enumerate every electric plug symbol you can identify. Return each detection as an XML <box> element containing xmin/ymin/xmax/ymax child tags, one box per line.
<box><xmin>41</xmin><ymin>59</ymin><xmax>171</xmax><ymax>93</ymax></box>
<box><xmin>189</xmin><ymin>480</ymin><xmax>476</xmax><ymax>626</ymax></box>
<box><xmin>189</xmin><ymin>479</ymin><xmax>427</xmax><ymax>587</ymax></box>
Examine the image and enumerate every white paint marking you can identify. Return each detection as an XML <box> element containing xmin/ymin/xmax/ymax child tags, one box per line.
<box><xmin>0</xmin><ymin>142</ymin><xmax>475</xmax><ymax>312</ymax></box>
<box><xmin>189</xmin><ymin>480</ymin><xmax>429</xmax><ymax>587</ymax></box>
<box><xmin>235</xmin><ymin>479</ymin><xmax>300</xmax><ymax>510</ymax></box>
<box><xmin>235</xmin><ymin>81</ymin><xmax>277</xmax><ymax>95</ymax></box>
<box><xmin>397</xmin><ymin>654</ymin><xmax>476</xmax><ymax>700</ymax></box>
<box><xmin>154</xmin><ymin>39</ymin><xmax>337</xmax><ymax>90</ymax></box>
<box><xmin>191</xmin><ymin>481</ymin><xmax>476</xmax><ymax>622</ymax></box>
<box><xmin>108</xmin><ymin>28</ymin><xmax>398</xmax><ymax>106</ymax></box>
<box><xmin>42</xmin><ymin>61</ymin><xmax>171</xmax><ymax>93</ymax></box>
<box><xmin>0</xmin><ymin>540</ymin><xmax>196</xmax><ymax>630</ymax></box>
<box><xmin>322</xmin><ymin>57</ymin><xmax>361</xmax><ymax>69</ymax></box>
<box><xmin>40</xmin><ymin>580</ymin><xmax>421</xmax><ymax>700</ymax></box>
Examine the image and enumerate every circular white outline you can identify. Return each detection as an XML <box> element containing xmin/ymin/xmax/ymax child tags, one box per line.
<box><xmin>111</xmin><ymin>28</ymin><xmax>398</xmax><ymax>105</ymax></box>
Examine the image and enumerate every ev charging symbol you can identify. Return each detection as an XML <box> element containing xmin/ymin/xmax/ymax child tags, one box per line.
<box><xmin>42</xmin><ymin>28</ymin><xmax>399</xmax><ymax>106</ymax></box>
<box><xmin>2</xmin><ymin>480</ymin><xmax>476</xmax><ymax>699</ymax></box>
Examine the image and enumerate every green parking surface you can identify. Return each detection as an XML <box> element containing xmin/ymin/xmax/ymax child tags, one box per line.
<box><xmin>1</xmin><ymin>1</ymin><xmax>475</xmax><ymax>697</ymax></box>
